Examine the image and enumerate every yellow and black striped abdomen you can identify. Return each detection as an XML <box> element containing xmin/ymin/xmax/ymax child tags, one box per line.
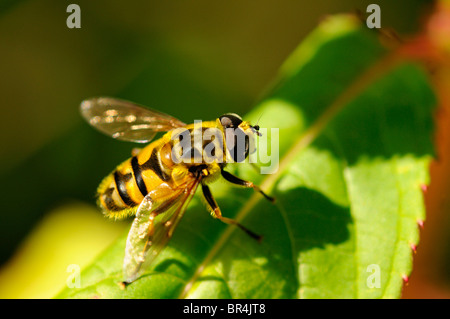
<box><xmin>97</xmin><ymin>139</ymin><xmax>169</xmax><ymax>219</ymax></box>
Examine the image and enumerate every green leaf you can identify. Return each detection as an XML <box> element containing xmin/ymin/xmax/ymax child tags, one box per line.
<box><xmin>56</xmin><ymin>14</ymin><xmax>436</xmax><ymax>299</ymax></box>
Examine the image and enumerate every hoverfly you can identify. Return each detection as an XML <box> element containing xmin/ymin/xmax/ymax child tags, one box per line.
<box><xmin>80</xmin><ymin>97</ymin><xmax>274</xmax><ymax>284</ymax></box>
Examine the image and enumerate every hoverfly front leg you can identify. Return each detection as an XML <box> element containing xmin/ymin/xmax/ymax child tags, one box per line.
<box><xmin>220</xmin><ymin>169</ymin><xmax>275</xmax><ymax>203</ymax></box>
<box><xmin>201</xmin><ymin>184</ymin><xmax>262</xmax><ymax>242</ymax></box>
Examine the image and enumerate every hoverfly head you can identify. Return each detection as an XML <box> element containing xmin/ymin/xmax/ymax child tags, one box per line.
<box><xmin>219</xmin><ymin>113</ymin><xmax>258</xmax><ymax>163</ymax></box>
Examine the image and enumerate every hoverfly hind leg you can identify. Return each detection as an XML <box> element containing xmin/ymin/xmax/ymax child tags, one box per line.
<box><xmin>201</xmin><ymin>183</ymin><xmax>262</xmax><ymax>242</ymax></box>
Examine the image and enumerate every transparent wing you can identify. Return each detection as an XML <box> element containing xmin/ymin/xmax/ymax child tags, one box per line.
<box><xmin>80</xmin><ymin>97</ymin><xmax>186</xmax><ymax>143</ymax></box>
<box><xmin>123</xmin><ymin>178</ymin><xmax>200</xmax><ymax>283</ymax></box>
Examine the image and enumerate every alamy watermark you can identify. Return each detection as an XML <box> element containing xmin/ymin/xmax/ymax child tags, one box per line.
<box><xmin>366</xmin><ymin>264</ymin><xmax>381</xmax><ymax>289</ymax></box>
<box><xmin>66</xmin><ymin>4</ymin><xmax>81</xmax><ymax>29</ymax></box>
<box><xmin>66</xmin><ymin>264</ymin><xmax>81</xmax><ymax>288</ymax></box>
<box><xmin>67</xmin><ymin>4</ymin><xmax>382</xmax><ymax>30</ymax></box>
<box><xmin>366</xmin><ymin>4</ymin><xmax>381</xmax><ymax>29</ymax></box>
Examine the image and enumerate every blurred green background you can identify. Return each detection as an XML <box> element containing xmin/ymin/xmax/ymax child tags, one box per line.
<box><xmin>1</xmin><ymin>0</ymin><xmax>445</xmax><ymax>298</ymax></box>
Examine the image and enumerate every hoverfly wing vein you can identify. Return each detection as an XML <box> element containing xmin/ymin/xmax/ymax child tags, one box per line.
<box><xmin>80</xmin><ymin>97</ymin><xmax>185</xmax><ymax>143</ymax></box>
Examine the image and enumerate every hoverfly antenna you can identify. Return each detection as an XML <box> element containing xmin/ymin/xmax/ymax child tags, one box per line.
<box><xmin>252</xmin><ymin>113</ymin><xmax>263</xmax><ymax>136</ymax></box>
<box><xmin>255</xmin><ymin>113</ymin><xmax>263</xmax><ymax>126</ymax></box>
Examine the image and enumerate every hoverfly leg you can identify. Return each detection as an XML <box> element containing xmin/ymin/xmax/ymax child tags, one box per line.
<box><xmin>201</xmin><ymin>184</ymin><xmax>262</xmax><ymax>242</ymax></box>
<box><xmin>221</xmin><ymin>169</ymin><xmax>275</xmax><ymax>203</ymax></box>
